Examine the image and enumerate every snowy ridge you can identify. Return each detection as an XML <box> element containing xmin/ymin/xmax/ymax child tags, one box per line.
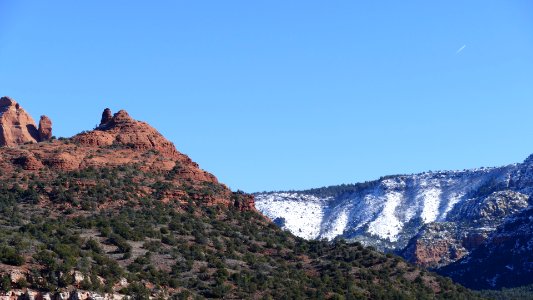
<box><xmin>256</xmin><ymin>163</ymin><xmax>523</xmax><ymax>250</ymax></box>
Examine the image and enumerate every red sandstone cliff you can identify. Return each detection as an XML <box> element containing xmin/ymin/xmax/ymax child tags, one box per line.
<box><xmin>0</xmin><ymin>96</ymin><xmax>53</xmax><ymax>146</ymax></box>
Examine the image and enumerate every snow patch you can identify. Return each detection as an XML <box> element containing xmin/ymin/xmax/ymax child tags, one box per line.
<box><xmin>441</xmin><ymin>192</ymin><xmax>464</xmax><ymax>220</ymax></box>
<box><xmin>321</xmin><ymin>209</ymin><xmax>349</xmax><ymax>240</ymax></box>
<box><xmin>255</xmin><ymin>193</ymin><xmax>327</xmax><ymax>240</ymax></box>
<box><xmin>367</xmin><ymin>191</ymin><xmax>403</xmax><ymax>242</ymax></box>
<box><xmin>420</xmin><ymin>188</ymin><xmax>442</xmax><ymax>223</ymax></box>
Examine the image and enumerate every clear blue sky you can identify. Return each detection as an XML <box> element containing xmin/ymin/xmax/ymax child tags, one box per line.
<box><xmin>1</xmin><ymin>1</ymin><xmax>532</xmax><ymax>192</ymax></box>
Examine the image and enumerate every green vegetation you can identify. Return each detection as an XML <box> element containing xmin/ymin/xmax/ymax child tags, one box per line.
<box><xmin>0</xmin><ymin>163</ymin><xmax>480</xmax><ymax>299</ymax></box>
<box><xmin>477</xmin><ymin>284</ymin><xmax>533</xmax><ymax>300</ymax></box>
<box><xmin>257</xmin><ymin>180</ymin><xmax>395</xmax><ymax>198</ymax></box>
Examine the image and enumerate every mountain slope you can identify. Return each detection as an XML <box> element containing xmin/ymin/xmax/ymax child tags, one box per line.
<box><xmin>400</xmin><ymin>189</ymin><xmax>529</xmax><ymax>268</ymax></box>
<box><xmin>256</xmin><ymin>164</ymin><xmax>520</xmax><ymax>248</ymax></box>
<box><xmin>0</xmin><ymin>97</ymin><xmax>476</xmax><ymax>299</ymax></box>
<box><xmin>255</xmin><ymin>156</ymin><xmax>533</xmax><ymax>279</ymax></box>
<box><xmin>440</xmin><ymin>206</ymin><xmax>533</xmax><ymax>289</ymax></box>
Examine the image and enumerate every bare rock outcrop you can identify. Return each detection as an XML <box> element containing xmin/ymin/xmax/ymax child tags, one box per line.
<box><xmin>75</xmin><ymin>109</ymin><xmax>180</xmax><ymax>159</ymax></box>
<box><xmin>403</xmin><ymin>238</ymin><xmax>468</xmax><ymax>268</ymax></box>
<box><xmin>0</xmin><ymin>96</ymin><xmax>40</xmax><ymax>146</ymax></box>
<box><xmin>233</xmin><ymin>192</ymin><xmax>256</xmax><ymax>212</ymax></box>
<box><xmin>100</xmin><ymin>108</ymin><xmax>113</xmax><ymax>126</ymax></box>
<box><xmin>13</xmin><ymin>152</ymin><xmax>44</xmax><ymax>170</ymax></box>
<box><xmin>38</xmin><ymin>115</ymin><xmax>53</xmax><ymax>141</ymax></box>
<box><xmin>401</xmin><ymin>223</ymin><xmax>469</xmax><ymax>268</ymax></box>
<box><xmin>2</xmin><ymin>289</ymin><xmax>126</xmax><ymax>300</ymax></box>
<box><xmin>44</xmin><ymin>152</ymin><xmax>82</xmax><ymax>171</ymax></box>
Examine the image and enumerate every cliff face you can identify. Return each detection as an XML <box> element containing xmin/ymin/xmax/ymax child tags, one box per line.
<box><xmin>0</xmin><ymin>96</ymin><xmax>53</xmax><ymax>146</ymax></box>
<box><xmin>0</xmin><ymin>97</ymin><xmax>40</xmax><ymax>146</ymax></box>
<box><xmin>401</xmin><ymin>190</ymin><xmax>529</xmax><ymax>268</ymax></box>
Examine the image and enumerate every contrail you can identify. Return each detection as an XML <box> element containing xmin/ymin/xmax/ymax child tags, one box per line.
<box><xmin>456</xmin><ymin>45</ymin><xmax>466</xmax><ymax>54</ymax></box>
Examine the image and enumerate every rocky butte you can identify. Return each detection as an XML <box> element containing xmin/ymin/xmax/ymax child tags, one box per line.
<box><xmin>0</xmin><ymin>96</ymin><xmax>255</xmax><ymax>211</ymax></box>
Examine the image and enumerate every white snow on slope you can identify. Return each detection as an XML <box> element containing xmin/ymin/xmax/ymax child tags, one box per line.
<box><xmin>419</xmin><ymin>188</ymin><xmax>442</xmax><ymax>223</ymax></box>
<box><xmin>441</xmin><ymin>192</ymin><xmax>464</xmax><ymax>221</ymax></box>
<box><xmin>255</xmin><ymin>166</ymin><xmax>516</xmax><ymax>245</ymax></box>
<box><xmin>367</xmin><ymin>191</ymin><xmax>403</xmax><ymax>242</ymax></box>
<box><xmin>255</xmin><ymin>193</ymin><xmax>328</xmax><ymax>239</ymax></box>
<box><xmin>321</xmin><ymin>209</ymin><xmax>349</xmax><ymax>240</ymax></box>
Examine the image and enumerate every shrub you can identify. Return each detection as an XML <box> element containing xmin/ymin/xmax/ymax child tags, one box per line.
<box><xmin>0</xmin><ymin>245</ymin><xmax>24</xmax><ymax>266</ymax></box>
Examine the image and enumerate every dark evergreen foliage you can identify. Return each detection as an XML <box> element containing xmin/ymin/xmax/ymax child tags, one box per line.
<box><xmin>0</xmin><ymin>165</ymin><xmax>480</xmax><ymax>299</ymax></box>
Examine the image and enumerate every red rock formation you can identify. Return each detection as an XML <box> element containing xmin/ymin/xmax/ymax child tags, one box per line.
<box><xmin>0</xmin><ymin>100</ymin><xmax>256</xmax><ymax>212</ymax></box>
<box><xmin>13</xmin><ymin>152</ymin><xmax>44</xmax><ymax>170</ymax></box>
<box><xmin>405</xmin><ymin>240</ymin><xmax>468</xmax><ymax>268</ymax></box>
<box><xmin>100</xmin><ymin>108</ymin><xmax>113</xmax><ymax>126</ymax></box>
<box><xmin>401</xmin><ymin>223</ymin><xmax>471</xmax><ymax>269</ymax></box>
<box><xmin>38</xmin><ymin>115</ymin><xmax>53</xmax><ymax>141</ymax></box>
<box><xmin>0</xmin><ymin>97</ymin><xmax>40</xmax><ymax>146</ymax></box>
<box><xmin>75</xmin><ymin>109</ymin><xmax>180</xmax><ymax>159</ymax></box>
<box><xmin>44</xmin><ymin>152</ymin><xmax>82</xmax><ymax>171</ymax></box>
<box><xmin>234</xmin><ymin>193</ymin><xmax>256</xmax><ymax>211</ymax></box>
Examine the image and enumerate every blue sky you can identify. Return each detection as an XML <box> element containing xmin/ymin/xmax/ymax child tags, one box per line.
<box><xmin>1</xmin><ymin>1</ymin><xmax>532</xmax><ymax>192</ymax></box>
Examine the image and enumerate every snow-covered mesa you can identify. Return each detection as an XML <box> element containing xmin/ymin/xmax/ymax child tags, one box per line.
<box><xmin>255</xmin><ymin>164</ymin><xmax>521</xmax><ymax>247</ymax></box>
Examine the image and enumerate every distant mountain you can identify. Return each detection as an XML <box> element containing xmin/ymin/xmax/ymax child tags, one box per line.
<box><xmin>0</xmin><ymin>96</ymin><xmax>474</xmax><ymax>299</ymax></box>
<box><xmin>255</xmin><ymin>155</ymin><xmax>533</xmax><ymax>289</ymax></box>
